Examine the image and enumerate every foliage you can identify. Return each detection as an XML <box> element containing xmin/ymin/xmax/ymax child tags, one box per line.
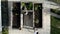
<box><xmin>21</xmin><ymin>2</ymin><xmax>33</xmax><ymax>10</ymax></box>
<box><xmin>53</xmin><ymin>0</ymin><xmax>60</xmax><ymax>3</ymax></box>
<box><xmin>49</xmin><ymin>0</ymin><xmax>60</xmax><ymax>4</ymax></box>
<box><xmin>51</xmin><ymin>26</ymin><xmax>60</xmax><ymax>34</ymax></box>
<box><xmin>51</xmin><ymin>9</ymin><xmax>60</xmax><ymax>15</ymax></box>
<box><xmin>2</xmin><ymin>27</ymin><xmax>8</xmax><ymax>34</ymax></box>
<box><xmin>51</xmin><ymin>16</ymin><xmax>60</xmax><ymax>34</ymax></box>
<box><xmin>34</xmin><ymin>4</ymin><xmax>42</xmax><ymax>10</ymax></box>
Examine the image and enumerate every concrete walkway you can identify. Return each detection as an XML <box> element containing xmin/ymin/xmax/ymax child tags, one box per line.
<box><xmin>9</xmin><ymin>28</ymin><xmax>34</xmax><ymax>34</ymax></box>
<box><xmin>0</xmin><ymin>32</ymin><xmax>2</xmax><ymax>34</ymax></box>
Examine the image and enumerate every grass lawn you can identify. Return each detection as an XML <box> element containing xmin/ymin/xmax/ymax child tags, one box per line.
<box><xmin>51</xmin><ymin>16</ymin><xmax>60</xmax><ymax>34</ymax></box>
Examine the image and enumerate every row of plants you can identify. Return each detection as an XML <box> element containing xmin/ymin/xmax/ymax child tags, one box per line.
<box><xmin>51</xmin><ymin>9</ymin><xmax>60</xmax><ymax>15</ymax></box>
<box><xmin>51</xmin><ymin>26</ymin><xmax>60</xmax><ymax>34</ymax></box>
<box><xmin>2</xmin><ymin>27</ymin><xmax>8</xmax><ymax>34</ymax></box>
<box><xmin>51</xmin><ymin>16</ymin><xmax>60</xmax><ymax>34</ymax></box>
<box><xmin>21</xmin><ymin>2</ymin><xmax>42</xmax><ymax>10</ymax></box>
<box><xmin>21</xmin><ymin>2</ymin><xmax>33</xmax><ymax>10</ymax></box>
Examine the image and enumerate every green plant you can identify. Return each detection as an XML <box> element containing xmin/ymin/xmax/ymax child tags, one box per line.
<box><xmin>51</xmin><ymin>9</ymin><xmax>60</xmax><ymax>15</ymax></box>
<box><xmin>22</xmin><ymin>2</ymin><xmax>33</xmax><ymax>10</ymax></box>
<box><xmin>51</xmin><ymin>16</ymin><xmax>60</xmax><ymax>34</ymax></box>
<box><xmin>2</xmin><ymin>27</ymin><xmax>8</xmax><ymax>34</ymax></box>
<box><xmin>34</xmin><ymin>4</ymin><xmax>42</xmax><ymax>10</ymax></box>
<box><xmin>25</xmin><ymin>2</ymin><xmax>33</xmax><ymax>10</ymax></box>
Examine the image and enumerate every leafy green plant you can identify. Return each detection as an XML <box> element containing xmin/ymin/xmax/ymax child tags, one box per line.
<box><xmin>2</xmin><ymin>27</ymin><xmax>8</xmax><ymax>34</ymax></box>
<box><xmin>21</xmin><ymin>2</ymin><xmax>25</xmax><ymax>10</ymax></box>
<box><xmin>21</xmin><ymin>2</ymin><xmax>33</xmax><ymax>10</ymax></box>
<box><xmin>26</xmin><ymin>2</ymin><xmax>33</xmax><ymax>10</ymax></box>
<box><xmin>51</xmin><ymin>9</ymin><xmax>60</xmax><ymax>15</ymax></box>
<box><xmin>34</xmin><ymin>4</ymin><xmax>42</xmax><ymax>10</ymax></box>
<box><xmin>51</xmin><ymin>16</ymin><xmax>60</xmax><ymax>34</ymax></box>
